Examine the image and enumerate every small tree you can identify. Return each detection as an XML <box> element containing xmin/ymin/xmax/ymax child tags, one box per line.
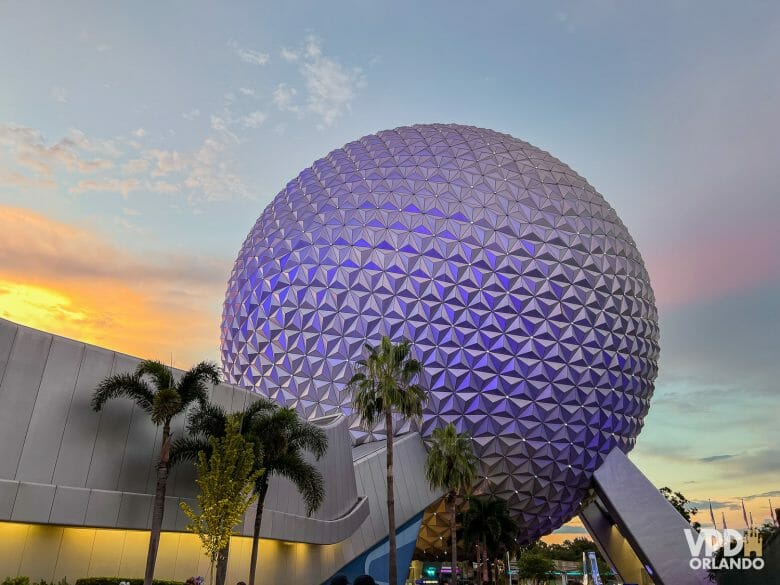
<box><xmin>516</xmin><ymin>552</ymin><xmax>554</xmax><ymax>585</ymax></box>
<box><xmin>171</xmin><ymin>397</ymin><xmax>276</xmax><ymax>585</ymax></box>
<box><xmin>180</xmin><ymin>415</ymin><xmax>261</xmax><ymax>585</ymax></box>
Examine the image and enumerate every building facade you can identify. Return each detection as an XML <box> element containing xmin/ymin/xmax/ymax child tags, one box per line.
<box><xmin>0</xmin><ymin>318</ymin><xmax>441</xmax><ymax>584</ymax></box>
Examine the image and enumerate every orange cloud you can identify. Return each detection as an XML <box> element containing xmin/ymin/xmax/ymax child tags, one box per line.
<box><xmin>0</xmin><ymin>123</ymin><xmax>114</xmax><ymax>176</ymax></box>
<box><xmin>0</xmin><ymin>206</ymin><xmax>230</xmax><ymax>368</ymax></box>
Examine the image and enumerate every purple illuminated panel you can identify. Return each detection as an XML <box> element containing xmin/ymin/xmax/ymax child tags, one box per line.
<box><xmin>221</xmin><ymin>124</ymin><xmax>659</xmax><ymax>543</ymax></box>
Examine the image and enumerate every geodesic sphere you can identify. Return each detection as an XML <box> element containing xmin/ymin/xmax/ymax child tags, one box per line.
<box><xmin>221</xmin><ymin>124</ymin><xmax>659</xmax><ymax>543</ymax></box>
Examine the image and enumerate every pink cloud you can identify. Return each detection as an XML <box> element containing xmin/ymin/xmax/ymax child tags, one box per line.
<box><xmin>644</xmin><ymin>224</ymin><xmax>779</xmax><ymax>307</ymax></box>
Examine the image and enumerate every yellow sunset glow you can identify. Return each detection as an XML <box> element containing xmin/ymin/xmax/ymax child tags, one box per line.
<box><xmin>0</xmin><ymin>206</ymin><xmax>224</xmax><ymax>367</ymax></box>
<box><xmin>0</xmin><ymin>280</ymin><xmax>87</xmax><ymax>329</ymax></box>
<box><xmin>0</xmin><ymin>277</ymin><xmax>218</xmax><ymax>365</ymax></box>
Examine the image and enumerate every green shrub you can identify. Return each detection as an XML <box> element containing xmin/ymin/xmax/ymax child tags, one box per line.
<box><xmin>3</xmin><ymin>577</ymin><xmax>30</xmax><ymax>585</ymax></box>
<box><xmin>75</xmin><ymin>579</ymin><xmax>184</xmax><ymax>585</ymax></box>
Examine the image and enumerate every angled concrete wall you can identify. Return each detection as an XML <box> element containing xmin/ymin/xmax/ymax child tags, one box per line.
<box><xmin>0</xmin><ymin>318</ymin><xmax>370</xmax><ymax>541</ymax></box>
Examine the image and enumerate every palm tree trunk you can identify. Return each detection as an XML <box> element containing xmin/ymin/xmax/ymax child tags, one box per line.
<box><xmin>248</xmin><ymin>476</ymin><xmax>269</xmax><ymax>585</ymax></box>
<box><xmin>449</xmin><ymin>493</ymin><xmax>458</xmax><ymax>585</ymax></box>
<box><xmin>144</xmin><ymin>422</ymin><xmax>171</xmax><ymax>585</ymax></box>
<box><xmin>386</xmin><ymin>407</ymin><xmax>398</xmax><ymax>585</ymax></box>
<box><xmin>215</xmin><ymin>538</ymin><xmax>230</xmax><ymax>585</ymax></box>
<box><xmin>481</xmin><ymin>537</ymin><xmax>488</xmax><ymax>585</ymax></box>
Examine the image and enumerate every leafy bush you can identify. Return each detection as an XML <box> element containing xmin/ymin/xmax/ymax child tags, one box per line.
<box><xmin>32</xmin><ymin>580</ymin><xmax>69</xmax><ymax>585</ymax></box>
<box><xmin>75</xmin><ymin>579</ymin><xmax>184</xmax><ymax>585</ymax></box>
<box><xmin>3</xmin><ymin>577</ymin><xmax>30</xmax><ymax>585</ymax></box>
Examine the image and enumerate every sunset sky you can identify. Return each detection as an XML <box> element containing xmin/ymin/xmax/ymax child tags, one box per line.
<box><xmin>1</xmin><ymin>1</ymin><xmax>778</xmax><ymax>539</ymax></box>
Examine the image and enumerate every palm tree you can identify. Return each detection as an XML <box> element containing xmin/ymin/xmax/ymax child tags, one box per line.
<box><xmin>348</xmin><ymin>336</ymin><xmax>428</xmax><ymax>585</ymax></box>
<box><xmin>425</xmin><ymin>423</ymin><xmax>478</xmax><ymax>583</ymax></box>
<box><xmin>461</xmin><ymin>496</ymin><xmax>518</xmax><ymax>585</ymax></box>
<box><xmin>92</xmin><ymin>359</ymin><xmax>220</xmax><ymax>585</ymax></box>
<box><xmin>246</xmin><ymin>406</ymin><xmax>327</xmax><ymax>585</ymax></box>
<box><xmin>170</xmin><ymin>398</ymin><xmax>276</xmax><ymax>585</ymax></box>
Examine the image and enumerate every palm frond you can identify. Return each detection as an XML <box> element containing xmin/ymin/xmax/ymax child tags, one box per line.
<box><xmin>290</xmin><ymin>420</ymin><xmax>328</xmax><ymax>459</ymax></box>
<box><xmin>425</xmin><ymin>422</ymin><xmax>478</xmax><ymax>495</ymax></box>
<box><xmin>92</xmin><ymin>372</ymin><xmax>154</xmax><ymax>413</ymax></box>
<box><xmin>151</xmin><ymin>387</ymin><xmax>183</xmax><ymax>424</ymax></box>
<box><xmin>347</xmin><ymin>335</ymin><xmax>427</xmax><ymax>433</ymax></box>
<box><xmin>347</xmin><ymin>370</ymin><xmax>368</xmax><ymax>386</ymax></box>
<box><xmin>397</xmin><ymin>382</ymin><xmax>427</xmax><ymax>418</ymax></box>
<box><xmin>177</xmin><ymin>361</ymin><xmax>221</xmax><ymax>406</ymax></box>
<box><xmin>352</xmin><ymin>383</ymin><xmax>382</xmax><ymax>429</ymax></box>
<box><xmin>187</xmin><ymin>401</ymin><xmax>228</xmax><ymax>437</ymax></box>
<box><xmin>242</xmin><ymin>395</ymin><xmax>278</xmax><ymax>420</ymax></box>
<box><xmin>275</xmin><ymin>451</ymin><xmax>325</xmax><ymax>516</ymax></box>
<box><xmin>136</xmin><ymin>360</ymin><xmax>174</xmax><ymax>391</ymax></box>
<box><xmin>170</xmin><ymin>435</ymin><xmax>211</xmax><ymax>466</ymax></box>
<box><xmin>249</xmin><ymin>407</ymin><xmax>298</xmax><ymax>456</ymax></box>
<box><xmin>246</xmin><ymin>406</ymin><xmax>327</xmax><ymax>514</ymax></box>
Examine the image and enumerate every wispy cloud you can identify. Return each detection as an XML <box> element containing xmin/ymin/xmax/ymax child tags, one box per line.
<box><xmin>51</xmin><ymin>86</ymin><xmax>68</xmax><ymax>103</ymax></box>
<box><xmin>242</xmin><ymin>110</ymin><xmax>267</xmax><ymax>129</ymax></box>
<box><xmin>148</xmin><ymin>180</ymin><xmax>179</xmax><ymax>194</ymax></box>
<box><xmin>1</xmin><ymin>122</ymin><xmax>254</xmax><ymax>204</ymax></box>
<box><xmin>113</xmin><ymin>216</ymin><xmax>146</xmax><ymax>235</ymax></box>
<box><xmin>744</xmin><ymin>490</ymin><xmax>780</xmax><ymax>500</ymax></box>
<box><xmin>66</xmin><ymin>129</ymin><xmax>122</xmax><ymax>158</ymax></box>
<box><xmin>182</xmin><ymin>136</ymin><xmax>251</xmax><ymax>201</ymax></box>
<box><xmin>300</xmin><ymin>36</ymin><xmax>365</xmax><ymax>127</ymax></box>
<box><xmin>689</xmin><ymin>499</ymin><xmax>739</xmax><ymax>511</ymax></box>
<box><xmin>0</xmin><ymin>166</ymin><xmax>57</xmax><ymax>191</ymax></box>
<box><xmin>274</xmin><ymin>36</ymin><xmax>366</xmax><ymax>128</ymax></box>
<box><xmin>228</xmin><ymin>39</ymin><xmax>269</xmax><ymax>66</ymax></box>
<box><xmin>699</xmin><ymin>455</ymin><xmax>733</xmax><ymax>463</ymax></box>
<box><xmin>724</xmin><ymin>448</ymin><xmax>780</xmax><ymax>480</ymax></box>
<box><xmin>280</xmin><ymin>47</ymin><xmax>299</xmax><ymax>62</ymax></box>
<box><xmin>145</xmin><ymin>148</ymin><xmax>189</xmax><ymax>176</ymax></box>
<box><xmin>70</xmin><ymin>178</ymin><xmax>139</xmax><ymax>198</ymax></box>
<box><xmin>182</xmin><ymin>108</ymin><xmax>201</xmax><ymax>120</ymax></box>
<box><xmin>209</xmin><ymin>115</ymin><xmax>238</xmax><ymax>142</ymax></box>
<box><xmin>122</xmin><ymin>158</ymin><xmax>150</xmax><ymax>175</ymax></box>
<box><xmin>0</xmin><ymin>123</ymin><xmax>115</xmax><ymax>176</ymax></box>
<box><xmin>273</xmin><ymin>83</ymin><xmax>301</xmax><ymax>114</ymax></box>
